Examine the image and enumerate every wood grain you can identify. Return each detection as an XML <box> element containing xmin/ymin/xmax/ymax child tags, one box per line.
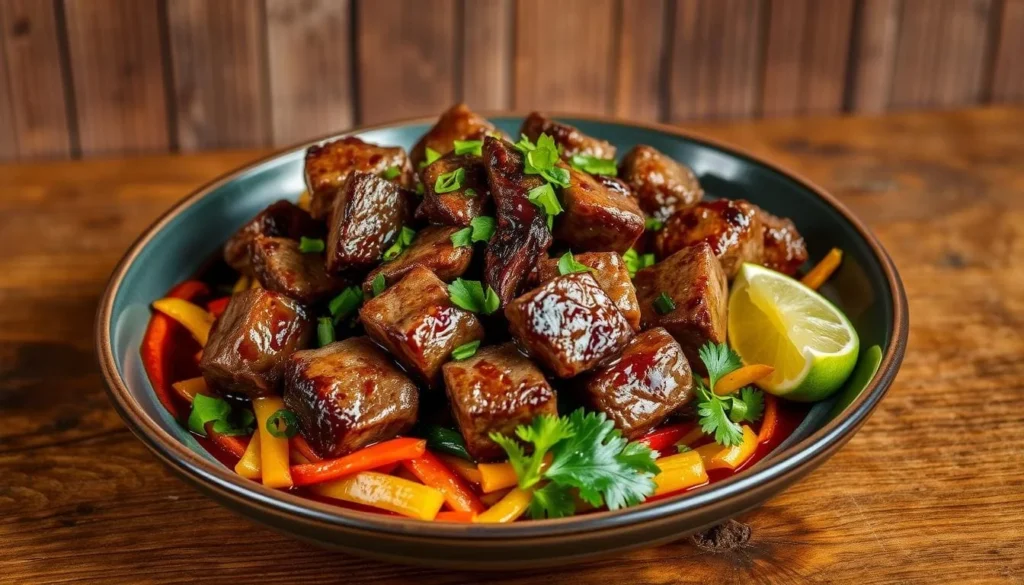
<box><xmin>614</xmin><ymin>0</ymin><xmax>668</xmax><ymax>122</ymax></box>
<box><xmin>848</xmin><ymin>0</ymin><xmax>902</xmax><ymax>113</ymax></box>
<box><xmin>989</xmin><ymin>0</ymin><xmax>1024</xmax><ymax>103</ymax></box>
<box><xmin>461</xmin><ymin>0</ymin><xmax>512</xmax><ymax>110</ymax></box>
<box><xmin>62</xmin><ymin>0</ymin><xmax>170</xmax><ymax>156</ymax></box>
<box><xmin>0</xmin><ymin>7</ymin><xmax>15</xmax><ymax>160</ymax></box>
<box><xmin>2</xmin><ymin>107</ymin><xmax>1024</xmax><ymax>583</ymax></box>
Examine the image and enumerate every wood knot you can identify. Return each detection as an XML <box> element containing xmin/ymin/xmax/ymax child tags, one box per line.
<box><xmin>691</xmin><ymin>519</ymin><xmax>751</xmax><ymax>553</ymax></box>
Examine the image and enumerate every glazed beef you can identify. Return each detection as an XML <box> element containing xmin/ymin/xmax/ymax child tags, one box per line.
<box><xmin>251</xmin><ymin>236</ymin><xmax>345</xmax><ymax>304</ymax></box>
<box><xmin>199</xmin><ymin>289</ymin><xmax>314</xmax><ymax>398</ymax></box>
<box><xmin>325</xmin><ymin>172</ymin><xmax>414</xmax><ymax>274</ymax></box>
<box><xmin>535</xmin><ymin>251</ymin><xmax>641</xmax><ymax>331</ymax></box>
<box><xmin>578</xmin><ymin>328</ymin><xmax>695</xmax><ymax>439</ymax></box>
<box><xmin>482</xmin><ymin>137</ymin><xmax>553</xmax><ymax>305</ymax></box>
<box><xmin>304</xmin><ymin>136</ymin><xmax>414</xmax><ymax>220</ymax></box>
<box><xmin>520</xmin><ymin>112</ymin><xmax>616</xmax><ymax>160</ymax></box>
<box><xmin>416</xmin><ymin>153</ymin><xmax>492</xmax><ymax>226</ymax></box>
<box><xmin>283</xmin><ymin>337</ymin><xmax>418</xmax><ymax>459</ymax></box>
<box><xmin>594</xmin><ymin>175</ymin><xmax>633</xmax><ymax>199</ymax></box>
<box><xmin>555</xmin><ymin>166</ymin><xmax>645</xmax><ymax>254</ymax></box>
<box><xmin>410</xmin><ymin>103</ymin><xmax>504</xmax><ymax>169</ymax></box>
<box><xmin>758</xmin><ymin>208</ymin><xmax>808</xmax><ymax>276</ymax></box>
<box><xmin>360</xmin><ymin>266</ymin><xmax>485</xmax><ymax>388</ymax></box>
<box><xmin>505</xmin><ymin>273</ymin><xmax>634</xmax><ymax>378</ymax></box>
<box><xmin>634</xmin><ymin>243</ymin><xmax>727</xmax><ymax>373</ymax></box>
<box><xmin>223</xmin><ymin>200</ymin><xmax>321</xmax><ymax>277</ymax></box>
<box><xmin>362</xmin><ymin>226</ymin><xmax>473</xmax><ymax>296</ymax></box>
<box><xmin>619</xmin><ymin>145</ymin><xmax>704</xmax><ymax>220</ymax></box>
<box><xmin>655</xmin><ymin>199</ymin><xmax>763</xmax><ymax>279</ymax></box>
<box><xmin>442</xmin><ymin>343</ymin><xmax>557</xmax><ymax>460</ymax></box>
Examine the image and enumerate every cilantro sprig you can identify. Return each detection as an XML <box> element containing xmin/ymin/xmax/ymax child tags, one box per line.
<box><xmin>557</xmin><ymin>251</ymin><xmax>594</xmax><ymax>276</ymax></box>
<box><xmin>695</xmin><ymin>342</ymin><xmax>765</xmax><ymax>447</ymax></box>
<box><xmin>447</xmin><ymin>278</ymin><xmax>500</xmax><ymax>315</ymax></box>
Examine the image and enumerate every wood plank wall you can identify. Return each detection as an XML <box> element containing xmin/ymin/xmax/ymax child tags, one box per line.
<box><xmin>0</xmin><ymin>0</ymin><xmax>1020</xmax><ymax>161</ymax></box>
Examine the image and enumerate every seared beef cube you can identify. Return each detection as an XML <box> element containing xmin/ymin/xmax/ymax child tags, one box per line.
<box><xmin>223</xmin><ymin>200</ymin><xmax>321</xmax><ymax>277</ymax></box>
<box><xmin>410</xmin><ymin>103</ymin><xmax>505</xmax><ymax>169</ymax></box>
<box><xmin>555</xmin><ymin>167</ymin><xmax>645</xmax><ymax>253</ymax></box>
<box><xmin>305</xmin><ymin>136</ymin><xmax>415</xmax><ymax>219</ymax></box>
<box><xmin>655</xmin><ymin>199</ymin><xmax>763</xmax><ymax>279</ymax></box>
<box><xmin>283</xmin><ymin>337</ymin><xmax>418</xmax><ymax>459</ymax></box>
<box><xmin>595</xmin><ymin>175</ymin><xmax>633</xmax><ymax>199</ymax></box>
<box><xmin>200</xmin><ymin>289</ymin><xmax>314</xmax><ymax>398</ymax></box>
<box><xmin>578</xmin><ymin>328</ymin><xmax>694</xmax><ymax>439</ymax></box>
<box><xmin>634</xmin><ymin>243</ymin><xmax>727</xmax><ymax>373</ymax></box>
<box><xmin>535</xmin><ymin>251</ymin><xmax>641</xmax><ymax>330</ymax></box>
<box><xmin>362</xmin><ymin>226</ymin><xmax>473</xmax><ymax>296</ymax></box>
<box><xmin>326</xmin><ymin>172</ymin><xmax>414</xmax><ymax>274</ymax></box>
<box><xmin>758</xmin><ymin>208</ymin><xmax>808</xmax><ymax>276</ymax></box>
<box><xmin>251</xmin><ymin>236</ymin><xmax>345</xmax><ymax>304</ymax></box>
<box><xmin>620</xmin><ymin>145</ymin><xmax>704</xmax><ymax>220</ymax></box>
<box><xmin>416</xmin><ymin>153</ymin><xmax>492</xmax><ymax>226</ymax></box>
<box><xmin>443</xmin><ymin>343</ymin><xmax>557</xmax><ymax>460</ymax></box>
<box><xmin>520</xmin><ymin>112</ymin><xmax>616</xmax><ymax>160</ymax></box>
<box><xmin>360</xmin><ymin>266</ymin><xmax>485</xmax><ymax>387</ymax></box>
<box><xmin>483</xmin><ymin>137</ymin><xmax>553</xmax><ymax>305</ymax></box>
<box><xmin>505</xmin><ymin>273</ymin><xmax>634</xmax><ymax>378</ymax></box>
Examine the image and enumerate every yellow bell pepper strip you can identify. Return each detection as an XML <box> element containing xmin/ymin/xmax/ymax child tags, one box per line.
<box><xmin>693</xmin><ymin>443</ymin><xmax>723</xmax><ymax>467</ymax></box>
<box><xmin>290</xmin><ymin>438</ymin><xmax>426</xmax><ymax>486</ymax></box>
<box><xmin>757</xmin><ymin>394</ymin><xmax>780</xmax><ymax>444</ymax></box>
<box><xmin>474</xmin><ymin>487</ymin><xmax>533</xmax><ymax>523</ymax></box>
<box><xmin>437</xmin><ymin>454</ymin><xmax>482</xmax><ymax>485</ymax></box>
<box><xmin>311</xmin><ymin>471</ymin><xmax>444</xmax><ymax>520</ymax></box>
<box><xmin>231</xmin><ymin>275</ymin><xmax>250</xmax><ymax>293</ymax></box>
<box><xmin>801</xmin><ymin>248</ymin><xmax>843</xmax><ymax>290</ymax></box>
<box><xmin>698</xmin><ymin>426</ymin><xmax>759</xmax><ymax>471</ymax></box>
<box><xmin>478</xmin><ymin>454</ymin><xmax>551</xmax><ymax>493</ymax></box>
<box><xmin>652</xmin><ymin>450</ymin><xmax>708</xmax><ymax>496</ymax></box>
<box><xmin>479</xmin><ymin>488</ymin><xmax>511</xmax><ymax>507</ymax></box>
<box><xmin>235</xmin><ymin>432</ymin><xmax>262</xmax><ymax>479</ymax></box>
<box><xmin>171</xmin><ymin>376</ymin><xmax>208</xmax><ymax>403</ymax></box>
<box><xmin>151</xmin><ymin>298</ymin><xmax>215</xmax><ymax>346</ymax></box>
<box><xmin>638</xmin><ymin>422</ymin><xmax>695</xmax><ymax>454</ymax></box>
<box><xmin>253</xmin><ymin>397</ymin><xmax>293</xmax><ymax>488</ymax></box>
<box><xmin>714</xmin><ymin>364</ymin><xmax>775</xmax><ymax>396</ymax></box>
<box><xmin>677</xmin><ymin>426</ymin><xmax>706</xmax><ymax>448</ymax></box>
<box><xmin>402</xmin><ymin>452</ymin><xmax>485</xmax><ymax>514</ymax></box>
<box><xmin>296</xmin><ymin>190</ymin><xmax>312</xmax><ymax>212</ymax></box>
<box><xmin>435</xmin><ymin>511</ymin><xmax>476</xmax><ymax>522</ymax></box>
<box><xmin>141</xmin><ymin>280</ymin><xmax>209</xmax><ymax>419</ymax></box>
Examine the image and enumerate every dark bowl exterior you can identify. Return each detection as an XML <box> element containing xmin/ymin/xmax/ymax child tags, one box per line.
<box><xmin>96</xmin><ymin>113</ymin><xmax>908</xmax><ymax>569</ymax></box>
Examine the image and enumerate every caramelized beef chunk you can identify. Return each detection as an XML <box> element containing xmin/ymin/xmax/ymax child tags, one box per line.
<box><xmin>634</xmin><ymin>243</ymin><xmax>727</xmax><ymax>373</ymax></box>
<box><xmin>360</xmin><ymin>266</ymin><xmax>485</xmax><ymax>388</ymax></box>
<box><xmin>305</xmin><ymin>137</ymin><xmax>415</xmax><ymax>220</ymax></box>
<box><xmin>442</xmin><ymin>343</ymin><xmax>557</xmax><ymax>460</ymax></box>
<box><xmin>578</xmin><ymin>328</ymin><xmax>694</xmax><ymax>439</ymax></box>
<box><xmin>757</xmin><ymin>207</ymin><xmax>808</xmax><ymax>276</ymax></box>
<box><xmin>556</xmin><ymin>167</ymin><xmax>645</xmax><ymax>253</ymax></box>
<box><xmin>326</xmin><ymin>172</ymin><xmax>414</xmax><ymax>274</ymax></box>
<box><xmin>362</xmin><ymin>226</ymin><xmax>473</xmax><ymax>296</ymax></box>
<box><xmin>536</xmin><ymin>251</ymin><xmax>641</xmax><ymax>330</ymax></box>
<box><xmin>619</xmin><ymin>145</ymin><xmax>704</xmax><ymax>220</ymax></box>
<box><xmin>520</xmin><ymin>112</ymin><xmax>616</xmax><ymax>160</ymax></box>
<box><xmin>200</xmin><ymin>289</ymin><xmax>314</xmax><ymax>399</ymax></box>
<box><xmin>655</xmin><ymin>199</ymin><xmax>763</xmax><ymax>279</ymax></box>
<box><xmin>482</xmin><ymin>136</ymin><xmax>553</xmax><ymax>305</ymax></box>
<box><xmin>223</xmin><ymin>201</ymin><xmax>322</xmax><ymax>277</ymax></box>
<box><xmin>594</xmin><ymin>175</ymin><xmax>634</xmax><ymax>199</ymax></box>
<box><xmin>410</xmin><ymin>103</ymin><xmax>505</xmax><ymax>169</ymax></box>
<box><xmin>416</xmin><ymin>153</ymin><xmax>492</xmax><ymax>226</ymax></box>
<box><xmin>505</xmin><ymin>273</ymin><xmax>634</xmax><ymax>378</ymax></box>
<box><xmin>251</xmin><ymin>236</ymin><xmax>345</xmax><ymax>304</ymax></box>
<box><xmin>283</xmin><ymin>338</ymin><xmax>418</xmax><ymax>459</ymax></box>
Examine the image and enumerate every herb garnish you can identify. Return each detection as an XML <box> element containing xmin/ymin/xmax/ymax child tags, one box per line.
<box><xmin>570</xmin><ymin>154</ymin><xmax>617</xmax><ymax>176</ymax></box>
<box><xmin>450</xmin><ymin>215</ymin><xmax>496</xmax><ymax>248</ymax></box>
<box><xmin>453</xmin><ymin>139</ymin><xmax>483</xmax><ymax>156</ymax></box>
<box><xmin>299</xmin><ymin>237</ymin><xmax>325</xmax><ymax>253</ymax></box>
<box><xmin>695</xmin><ymin>342</ymin><xmax>765</xmax><ymax>447</ymax></box>
<box><xmin>447</xmin><ymin>278</ymin><xmax>500</xmax><ymax>315</ymax></box>
<box><xmin>188</xmin><ymin>394</ymin><xmax>256</xmax><ymax>437</ymax></box>
<box><xmin>381</xmin><ymin>166</ymin><xmax>401</xmax><ymax>180</ymax></box>
<box><xmin>622</xmin><ymin>248</ymin><xmax>656</xmax><ymax>277</ymax></box>
<box><xmin>371</xmin><ymin>273</ymin><xmax>386</xmax><ymax>297</ymax></box>
<box><xmin>451</xmin><ymin>340</ymin><xmax>481</xmax><ymax>361</ymax></box>
<box><xmin>419</xmin><ymin>147</ymin><xmax>441</xmax><ymax>169</ymax></box>
<box><xmin>435</xmin><ymin>167</ymin><xmax>466</xmax><ymax>194</ymax></box>
<box><xmin>557</xmin><ymin>251</ymin><xmax>593</xmax><ymax>275</ymax></box>
<box><xmin>328</xmin><ymin>286</ymin><xmax>364</xmax><ymax>323</ymax></box>
<box><xmin>382</xmin><ymin>226</ymin><xmax>416</xmax><ymax>261</ymax></box>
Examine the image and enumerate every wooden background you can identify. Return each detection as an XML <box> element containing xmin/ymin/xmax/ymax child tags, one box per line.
<box><xmin>0</xmin><ymin>0</ymin><xmax>1021</xmax><ymax>162</ymax></box>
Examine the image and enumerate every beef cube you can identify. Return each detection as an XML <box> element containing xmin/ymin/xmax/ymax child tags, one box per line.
<box><xmin>326</xmin><ymin>172</ymin><xmax>414</xmax><ymax>274</ymax></box>
<box><xmin>555</xmin><ymin>166</ymin><xmax>645</xmax><ymax>253</ymax></box>
<box><xmin>442</xmin><ymin>343</ymin><xmax>557</xmax><ymax>460</ymax></box>
<box><xmin>578</xmin><ymin>328</ymin><xmax>695</xmax><ymax>439</ymax></box>
<box><xmin>362</xmin><ymin>226</ymin><xmax>473</xmax><ymax>296</ymax></box>
<box><xmin>758</xmin><ymin>207</ymin><xmax>808</xmax><ymax>276</ymax></box>
<box><xmin>594</xmin><ymin>175</ymin><xmax>633</xmax><ymax>199</ymax></box>
<box><xmin>360</xmin><ymin>266</ymin><xmax>485</xmax><ymax>387</ymax></box>
<box><xmin>633</xmin><ymin>243</ymin><xmax>727</xmax><ymax>373</ymax></box>
<box><xmin>535</xmin><ymin>251</ymin><xmax>641</xmax><ymax>330</ymax></box>
<box><xmin>283</xmin><ymin>337</ymin><xmax>418</xmax><ymax>459</ymax></box>
<box><xmin>416</xmin><ymin>153</ymin><xmax>492</xmax><ymax>226</ymax></box>
<box><xmin>619</xmin><ymin>145</ymin><xmax>704</xmax><ymax>220</ymax></box>
<box><xmin>654</xmin><ymin>199</ymin><xmax>763</xmax><ymax>279</ymax></box>
<box><xmin>482</xmin><ymin>137</ymin><xmax>553</xmax><ymax>305</ymax></box>
<box><xmin>305</xmin><ymin>136</ymin><xmax>415</xmax><ymax>220</ymax></box>
<box><xmin>223</xmin><ymin>200</ymin><xmax>322</xmax><ymax>277</ymax></box>
<box><xmin>410</xmin><ymin>103</ymin><xmax>505</xmax><ymax>169</ymax></box>
<box><xmin>251</xmin><ymin>236</ymin><xmax>345</xmax><ymax>304</ymax></box>
<box><xmin>200</xmin><ymin>289</ymin><xmax>314</xmax><ymax>398</ymax></box>
<box><xmin>520</xmin><ymin>112</ymin><xmax>616</xmax><ymax>160</ymax></box>
<box><xmin>505</xmin><ymin>273</ymin><xmax>634</xmax><ymax>378</ymax></box>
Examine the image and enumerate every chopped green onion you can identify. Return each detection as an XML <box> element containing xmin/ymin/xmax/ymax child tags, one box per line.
<box><xmin>317</xmin><ymin>317</ymin><xmax>335</xmax><ymax>346</ymax></box>
<box><xmin>464</xmin><ymin>188</ymin><xmax>477</xmax><ymax>197</ymax></box>
<box><xmin>645</xmin><ymin>217</ymin><xmax>664</xmax><ymax>232</ymax></box>
<box><xmin>188</xmin><ymin>394</ymin><xmax>254</xmax><ymax>437</ymax></box>
<box><xmin>451</xmin><ymin>340</ymin><xmax>481</xmax><ymax>361</ymax></box>
<box><xmin>451</xmin><ymin>227</ymin><xmax>472</xmax><ymax>248</ymax></box>
<box><xmin>453</xmin><ymin>139</ymin><xmax>483</xmax><ymax>156</ymax></box>
<box><xmin>415</xmin><ymin>182</ymin><xmax>425</xmax><ymax>196</ymax></box>
<box><xmin>328</xmin><ymin>286</ymin><xmax>364</xmax><ymax>323</ymax></box>
<box><xmin>266</xmin><ymin>409</ymin><xmax>299</xmax><ymax>438</ymax></box>
<box><xmin>435</xmin><ymin>167</ymin><xmax>466</xmax><ymax>194</ymax></box>
<box><xmin>382</xmin><ymin>226</ymin><xmax>416</xmax><ymax>261</ymax></box>
<box><xmin>653</xmin><ymin>292</ymin><xmax>676</xmax><ymax>315</ymax></box>
<box><xmin>381</xmin><ymin>165</ymin><xmax>401</xmax><ymax>180</ymax></box>
<box><xmin>570</xmin><ymin>154</ymin><xmax>617</xmax><ymax>176</ymax></box>
<box><xmin>623</xmin><ymin>248</ymin><xmax>656</xmax><ymax>278</ymax></box>
<box><xmin>422</xmin><ymin>425</ymin><xmax>473</xmax><ymax>460</ymax></box>
<box><xmin>299</xmin><ymin>237</ymin><xmax>325</xmax><ymax>253</ymax></box>
<box><xmin>522</xmin><ymin>134</ymin><xmax>570</xmax><ymax>187</ymax></box>
<box><xmin>676</xmin><ymin>444</ymin><xmax>692</xmax><ymax>453</ymax></box>
<box><xmin>557</xmin><ymin>251</ymin><xmax>592</xmax><ymax>275</ymax></box>
<box><xmin>371</xmin><ymin>273</ymin><xmax>386</xmax><ymax>297</ymax></box>
<box><xmin>419</xmin><ymin>147</ymin><xmax>442</xmax><ymax>169</ymax></box>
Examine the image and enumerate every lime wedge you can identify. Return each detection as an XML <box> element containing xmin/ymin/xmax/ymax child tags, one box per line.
<box><xmin>728</xmin><ymin>263</ymin><xmax>859</xmax><ymax>401</ymax></box>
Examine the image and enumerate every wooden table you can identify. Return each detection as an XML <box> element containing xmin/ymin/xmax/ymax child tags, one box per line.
<box><xmin>2</xmin><ymin>108</ymin><xmax>1022</xmax><ymax>584</ymax></box>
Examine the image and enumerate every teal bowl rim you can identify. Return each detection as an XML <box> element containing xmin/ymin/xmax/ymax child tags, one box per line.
<box><xmin>96</xmin><ymin>112</ymin><xmax>908</xmax><ymax>541</ymax></box>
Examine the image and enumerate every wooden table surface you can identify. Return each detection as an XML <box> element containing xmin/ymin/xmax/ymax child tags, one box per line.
<box><xmin>1</xmin><ymin>107</ymin><xmax>1022</xmax><ymax>584</ymax></box>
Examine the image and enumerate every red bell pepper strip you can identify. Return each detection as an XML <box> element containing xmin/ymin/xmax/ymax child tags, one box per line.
<box><xmin>206</xmin><ymin>296</ymin><xmax>231</xmax><ymax>319</ymax></box>
<box><xmin>638</xmin><ymin>422</ymin><xmax>696</xmax><ymax>455</ymax></box>
<box><xmin>290</xmin><ymin>438</ymin><xmax>427</xmax><ymax>486</ymax></box>
<box><xmin>758</xmin><ymin>394</ymin><xmax>779</xmax><ymax>445</ymax></box>
<box><xmin>401</xmin><ymin>451</ymin><xmax>485</xmax><ymax>514</ymax></box>
<box><xmin>434</xmin><ymin>511</ymin><xmax>476</xmax><ymax>522</ymax></box>
<box><xmin>209</xmin><ymin>429</ymin><xmax>249</xmax><ymax>460</ymax></box>
<box><xmin>290</xmin><ymin>434</ymin><xmax>322</xmax><ymax>463</ymax></box>
<box><xmin>140</xmin><ymin>280</ymin><xmax>209</xmax><ymax>420</ymax></box>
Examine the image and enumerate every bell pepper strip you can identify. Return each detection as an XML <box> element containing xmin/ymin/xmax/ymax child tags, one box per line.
<box><xmin>437</xmin><ymin>454</ymin><xmax>482</xmax><ymax>484</ymax></box>
<box><xmin>758</xmin><ymin>394</ymin><xmax>780</xmax><ymax>444</ymax></box>
<box><xmin>375</xmin><ymin>462</ymin><xmax>400</xmax><ymax>475</ymax></box>
<box><xmin>401</xmin><ymin>452</ymin><xmax>485</xmax><ymax>514</ymax></box>
<box><xmin>206</xmin><ymin>296</ymin><xmax>231</xmax><ymax>319</ymax></box>
<box><xmin>311</xmin><ymin>471</ymin><xmax>444</xmax><ymax>520</ymax></box>
<box><xmin>801</xmin><ymin>248</ymin><xmax>843</xmax><ymax>290</ymax></box>
<box><xmin>678</xmin><ymin>426</ymin><xmax>706</xmax><ymax>448</ymax></box>
<box><xmin>693</xmin><ymin>443</ymin><xmax>723</xmax><ymax>467</ymax></box>
<box><xmin>701</xmin><ymin>426</ymin><xmax>759</xmax><ymax>471</ymax></box>
<box><xmin>297</xmin><ymin>190</ymin><xmax>312</xmax><ymax>212</ymax></box>
<box><xmin>290</xmin><ymin>438</ymin><xmax>427</xmax><ymax>487</ymax></box>
<box><xmin>638</xmin><ymin>423</ymin><xmax>697</xmax><ymax>455</ymax></box>
<box><xmin>290</xmin><ymin>434</ymin><xmax>321</xmax><ymax>462</ymax></box>
<box><xmin>474</xmin><ymin>487</ymin><xmax>534</xmax><ymax>523</ymax></box>
<box><xmin>435</xmin><ymin>511</ymin><xmax>476</xmax><ymax>523</ymax></box>
<box><xmin>171</xmin><ymin>376</ymin><xmax>208</xmax><ymax>403</ymax></box>
<box><xmin>652</xmin><ymin>451</ymin><xmax>708</xmax><ymax>496</ymax></box>
<box><xmin>714</xmin><ymin>364</ymin><xmax>775</xmax><ymax>396</ymax></box>
<box><xmin>235</xmin><ymin>432</ymin><xmax>262</xmax><ymax>479</ymax></box>
<box><xmin>231</xmin><ymin>275</ymin><xmax>250</xmax><ymax>293</ymax></box>
<box><xmin>151</xmin><ymin>298</ymin><xmax>215</xmax><ymax>346</ymax></box>
<box><xmin>253</xmin><ymin>397</ymin><xmax>293</xmax><ymax>488</ymax></box>
<box><xmin>479</xmin><ymin>487</ymin><xmax>511</xmax><ymax>507</ymax></box>
<box><xmin>140</xmin><ymin>281</ymin><xmax>209</xmax><ymax>419</ymax></box>
<box><xmin>478</xmin><ymin>454</ymin><xmax>551</xmax><ymax>493</ymax></box>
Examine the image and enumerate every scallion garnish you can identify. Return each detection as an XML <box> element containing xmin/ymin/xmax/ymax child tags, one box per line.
<box><xmin>266</xmin><ymin>409</ymin><xmax>300</xmax><ymax>438</ymax></box>
<box><xmin>435</xmin><ymin>167</ymin><xmax>466</xmax><ymax>194</ymax></box>
<box><xmin>448</xmin><ymin>278</ymin><xmax>500</xmax><ymax>315</ymax></box>
<box><xmin>371</xmin><ymin>273</ymin><xmax>386</xmax><ymax>297</ymax></box>
<box><xmin>299</xmin><ymin>237</ymin><xmax>325</xmax><ymax>253</ymax></box>
<box><xmin>653</xmin><ymin>292</ymin><xmax>676</xmax><ymax>315</ymax></box>
<box><xmin>453</xmin><ymin>139</ymin><xmax>483</xmax><ymax>156</ymax></box>
<box><xmin>451</xmin><ymin>340</ymin><xmax>481</xmax><ymax>361</ymax></box>
<box><xmin>328</xmin><ymin>286</ymin><xmax>364</xmax><ymax>323</ymax></box>
<box><xmin>570</xmin><ymin>154</ymin><xmax>617</xmax><ymax>176</ymax></box>
<box><xmin>382</xmin><ymin>226</ymin><xmax>416</xmax><ymax>261</ymax></box>
<box><xmin>381</xmin><ymin>165</ymin><xmax>401</xmax><ymax>180</ymax></box>
<box><xmin>317</xmin><ymin>317</ymin><xmax>335</xmax><ymax>346</ymax></box>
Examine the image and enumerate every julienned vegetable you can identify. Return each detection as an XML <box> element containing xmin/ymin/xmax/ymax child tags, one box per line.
<box><xmin>254</xmin><ymin>397</ymin><xmax>293</xmax><ymax>489</ymax></box>
<box><xmin>311</xmin><ymin>471</ymin><xmax>445</xmax><ymax>521</ymax></box>
<box><xmin>401</xmin><ymin>451</ymin><xmax>485</xmax><ymax>514</ymax></box>
<box><xmin>290</xmin><ymin>438</ymin><xmax>426</xmax><ymax>486</ymax></box>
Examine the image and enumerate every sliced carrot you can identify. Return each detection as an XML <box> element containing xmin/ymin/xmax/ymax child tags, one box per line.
<box><xmin>235</xmin><ymin>432</ymin><xmax>262</xmax><ymax>479</ymax></box>
<box><xmin>290</xmin><ymin>438</ymin><xmax>427</xmax><ymax>487</ymax></box>
<box><xmin>311</xmin><ymin>471</ymin><xmax>444</xmax><ymax>520</ymax></box>
<box><xmin>208</xmin><ymin>427</ymin><xmax>249</xmax><ymax>459</ymax></box>
<box><xmin>707</xmin><ymin>426</ymin><xmax>758</xmax><ymax>470</ymax></box>
<box><xmin>758</xmin><ymin>394</ymin><xmax>779</xmax><ymax>444</ymax></box>
<box><xmin>714</xmin><ymin>364</ymin><xmax>775</xmax><ymax>396</ymax></box>
<box><xmin>402</xmin><ymin>452</ymin><xmax>485</xmax><ymax>514</ymax></box>
<box><xmin>437</xmin><ymin>454</ymin><xmax>482</xmax><ymax>484</ymax></box>
<box><xmin>801</xmin><ymin>248</ymin><xmax>843</xmax><ymax>290</ymax></box>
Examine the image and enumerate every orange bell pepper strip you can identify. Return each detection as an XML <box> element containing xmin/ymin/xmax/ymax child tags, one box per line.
<box><xmin>171</xmin><ymin>377</ymin><xmax>208</xmax><ymax>403</ymax></box>
<box><xmin>714</xmin><ymin>364</ymin><xmax>775</xmax><ymax>396</ymax></box>
<box><xmin>151</xmin><ymin>298</ymin><xmax>215</xmax><ymax>346</ymax></box>
<box><xmin>401</xmin><ymin>452</ymin><xmax>485</xmax><ymax>514</ymax></box>
<box><xmin>290</xmin><ymin>434</ymin><xmax>322</xmax><ymax>462</ymax></box>
<box><xmin>140</xmin><ymin>281</ymin><xmax>209</xmax><ymax>419</ymax></box>
<box><xmin>702</xmin><ymin>426</ymin><xmax>759</xmax><ymax>471</ymax></box>
<box><xmin>638</xmin><ymin>422</ymin><xmax>697</xmax><ymax>455</ymax></box>
<box><xmin>290</xmin><ymin>438</ymin><xmax>427</xmax><ymax>487</ymax></box>
<box><xmin>757</xmin><ymin>394</ymin><xmax>779</xmax><ymax>444</ymax></box>
<box><xmin>653</xmin><ymin>450</ymin><xmax>708</xmax><ymax>496</ymax></box>
<box><xmin>206</xmin><ymin>296</ymin><xmax>231</xmax><ymax>319</ymax></box>
<box><xmin>802</xmin><ymin>248</ymin><xmax>843</xmax><ymax>290</ymax></box>
<box><xmin>437</xmin><ymin>454</ymin><xmax>482</xmax><ymax>484</ymax></box>
<box><xmin>312</xmin><ymin>471</ymin><xmax>445</xmax><ymax>520</ymax></box>
<box><xmin>235</xmin><ymin>432</ymin><xmax>262</xmax><ymax>479</ymax></box>
<box><xmin>435</xmin><ymin>511</ymin><xmax>476</xmax><ymax>523</ymax></box>
<box><xmin>479</xmin><ymin>487</ymin><xmax>511</xmax><ymax>507</ymax></box>
<box><xmin>478</xmin><ymin>454</ymin><xmax>551</xmax><ymax>494</ymax></box>
<box><xmin>474</xmin><ymin>487</ymin><xmax>534</xmax><ymax>523</ymax></box>
<box><xmin>253</xmin><ymin>397</ymin><xmax>293</xmax><ymax>489</ymax></box>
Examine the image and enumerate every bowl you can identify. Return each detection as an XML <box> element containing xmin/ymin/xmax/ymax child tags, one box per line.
<box><xmin>96</xmin><ymin>113</ymin><xmax>908</xmax><ymax>569</ymax></box>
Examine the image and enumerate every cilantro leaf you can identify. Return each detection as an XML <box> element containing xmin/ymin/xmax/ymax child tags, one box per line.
<box><xmin>448</xmin><ymin>278</ymin><xmax>501</xmax><ymax>315</ymax></box>
<box><xmin>557</xmin><ymin>251</ymin><xmax>593</xmax><ymax>275</ymax></box>
<box><xmin>469</xmin><ymin>215</ymin><xmax>496</xmax><ymax>242</ymax></box>
<box><xmin>490</xmin><ymin>414</ymin><xmax>574</xmax><ymax>489</ymax></box>
<box><xmin>491</xmin><ymin>432</ymin><xmax>529</xmax><ymax>482</ymax></box>
<box><xmin>696</xmin><ymin>384</ymin><xmax>744</xmax><ymax>447</ymax></box>
<box><xmin>699</xmin><ymin>341</ymin><xmax>743</xmax><ymax>390</ymax></box>
<box><xmin>731</xmin><ymin>387</ymin><xmax>764</xmax><ymax>423</ymax></box>
<box><xmin>450</xmin><ymin>227</ymin><xmax>472</xmax><ymax>248</ymax></box>
<box><xmin>529</xmin><ymin>483</ymin><xmax>576</xmax><ymax>519</ymax></box>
